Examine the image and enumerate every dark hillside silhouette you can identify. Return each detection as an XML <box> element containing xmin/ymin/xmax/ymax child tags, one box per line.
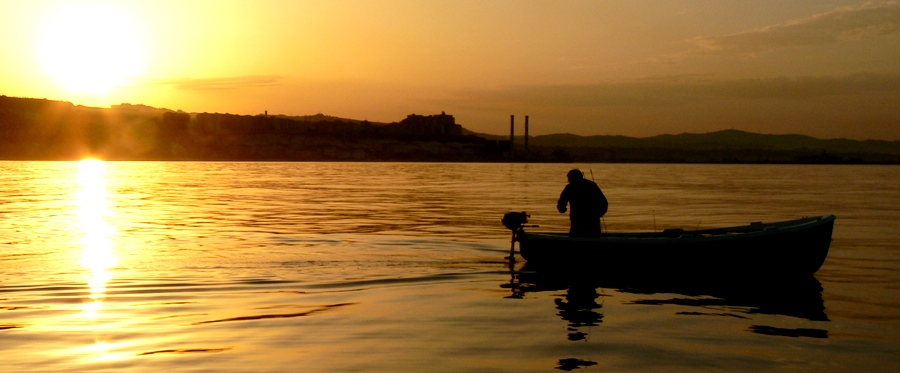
<box><xmin>1</xmin><ymin>95</ymin><xmax>897</xmax><ymax>163</ymax></box>
<box><xmin>521</xmin><ymin>130</ymin><xmax>900</xmax><ymax>155</ymax></box>
<box><xmin>0</xmin><ymin>96</ymin><xmax>503</xmax><ymax>161</ymax></box>
<box><xmin>478</xmin><ymin>129</ymin><xmax>900</xmax><ymax>164</ymax></box>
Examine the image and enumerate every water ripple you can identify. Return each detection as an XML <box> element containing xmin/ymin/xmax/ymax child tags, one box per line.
<box><xmin>190</xmin><ymin>303</ymin><xmax>355</xmax><ymax>325</ymax></box>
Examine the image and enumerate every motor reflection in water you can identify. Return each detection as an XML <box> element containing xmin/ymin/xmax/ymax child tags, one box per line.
<box><xmin>75</xmin><ymin>160</ymin><xmax>118</xmax><ymax>318</ymax></box>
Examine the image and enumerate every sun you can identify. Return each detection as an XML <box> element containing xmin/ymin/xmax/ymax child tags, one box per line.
<box><xmin>35</xmin><ymin>4</ymin><xmax>147</xmax><ymax>95</ymax></box>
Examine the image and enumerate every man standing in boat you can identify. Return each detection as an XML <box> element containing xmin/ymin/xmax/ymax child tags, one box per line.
<box><xmin>557</xmin><ymin>169</ymin><xmax>608</xmax><ymax>236</ymax></box>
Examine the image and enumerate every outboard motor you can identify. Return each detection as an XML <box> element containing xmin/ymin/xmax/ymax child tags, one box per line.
<box><xmin>502</xmin><ymin>211</ymin><xmax>529</xmax><ymax>231</ymax></box>
<box><xmin>502</xmin><ymin>211</ymin><xmax>529</xmax><ymax>262</ymax></box>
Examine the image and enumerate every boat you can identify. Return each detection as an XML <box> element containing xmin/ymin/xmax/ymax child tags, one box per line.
<box><xmin>501</xmin><ymin>212</ymin><xmax>836</xmax><ymax>276</ymax></box>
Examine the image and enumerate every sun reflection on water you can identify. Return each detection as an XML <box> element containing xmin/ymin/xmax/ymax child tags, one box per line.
<box><xmin>75</xmin><ymin>159</ymin><xmax>118</xmax><ymax>318</ymax></box>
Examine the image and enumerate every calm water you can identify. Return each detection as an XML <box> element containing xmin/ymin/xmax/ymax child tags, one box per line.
<box><xmin>1</xmin><ymin>161</ymin><xmax>898</xmax><ymax>372</ymax></box>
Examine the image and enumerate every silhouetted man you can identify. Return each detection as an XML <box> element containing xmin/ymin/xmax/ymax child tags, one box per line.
<box><xmin>557</xmin><ymin>169</ymin><xmax>608</xmax><ymax>236</ymax></box>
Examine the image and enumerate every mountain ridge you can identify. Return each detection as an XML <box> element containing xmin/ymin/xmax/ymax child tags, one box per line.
<box><xmin>10</xmin><ymin>95</ymin><xmax>897</xmax><ymax>149</ymax></box>
<box><xmin>3</xmin><ymin>95</ymin><xmax>899</xmax><ymax>162</ymax></box>
<box><xmin>471</xmin><ymin>129</ymin><xmax>900</xmax><ymax>155</ymax></box>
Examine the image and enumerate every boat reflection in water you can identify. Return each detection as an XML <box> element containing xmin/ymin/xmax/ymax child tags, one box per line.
<box><xmin>75</xmin><ymin>159</ymin><xmax>118</xmax><ymax>318</ymax></box>
<box><xmin>504</xmin><ymin>262</ymin><xmax>829</xmax><ymax>369</ymax></box>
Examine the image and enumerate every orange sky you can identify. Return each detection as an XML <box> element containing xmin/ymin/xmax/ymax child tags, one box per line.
<box><xmin>1</xmin><ymin>0</ymin><xmax>898</xmax><ymax>140</ymax></box>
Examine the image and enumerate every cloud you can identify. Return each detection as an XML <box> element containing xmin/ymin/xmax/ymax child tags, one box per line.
<box><xmin>691</xmin><ymin>2</ymin><xmax>900</xmax><ymax>55</ymax></box>
<box><xmin>688</xmin><ymin>73</ymin><xmax>900</xmax><ymax>99</ymax></box>
<box><xmin>158</xmin><ymin>75</ymin><xmax>282</xmax><ymax>90</ymax></box>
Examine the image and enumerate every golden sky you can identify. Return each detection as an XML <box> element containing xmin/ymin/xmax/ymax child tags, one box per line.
<box><xmin>1</xmin><ymin>0</ymin><xmax>898</xmax><ymax>139</ymax></box>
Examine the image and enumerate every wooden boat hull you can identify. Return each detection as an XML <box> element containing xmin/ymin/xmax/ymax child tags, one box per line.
<box><xmin>516</xmin><ymin>215</ymin><xmax>835</xmax><ymax>276</ymax></box>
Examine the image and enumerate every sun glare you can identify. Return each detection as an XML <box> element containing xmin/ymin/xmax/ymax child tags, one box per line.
<box><xmin>76</xmin><ymin>159</ymin><xmax>118</xmax><ymax>318</ymax></box>
<box><xmin>35</xmin><ymin>4</ymin><xmax>147</xmax><ymax>95</ymax></box>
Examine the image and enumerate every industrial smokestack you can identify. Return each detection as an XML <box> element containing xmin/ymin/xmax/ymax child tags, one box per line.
<box><xmin>524</xmin><ymin>116</ymin><xmax>529</xmax><ymax>159</ymax></box>
<box><xmin>510</xmin><ymin>115</ymin><xmax>515</xmax><ymax>159</ymax></box>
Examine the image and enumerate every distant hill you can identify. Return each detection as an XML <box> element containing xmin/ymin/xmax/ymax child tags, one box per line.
<box><xmin>476</xmin><ymin>129</ymin><xmax>900</xmax><ymax>156</ymax></box>
<box><xmin>0</xmin><ymin>95</ymin><xmax>502</xmax><ymax>162</ymax></box>
<box><xmin>2</xmin><ymin>94</ymin><xmax>898</xmax><ymax>163</ymax></box>
<box><xmin>269</xmin><ymin>113</ymin><xmax>389</xmax><ymax>125</ymax></box>
<box><xmin>111</xmin><ymin>103</ymin><xmax>178</xmax><ymax>117</ymax></box>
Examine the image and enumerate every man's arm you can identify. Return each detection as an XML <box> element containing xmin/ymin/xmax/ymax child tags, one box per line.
<box><xmin>557</xmin><ymin>186</ymin><xmax>569</xmax><ymax>213</ymax></box>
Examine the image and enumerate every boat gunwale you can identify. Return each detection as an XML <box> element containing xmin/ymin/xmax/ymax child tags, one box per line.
<box><xmin>517</xmin><ymin>215</ymin><xmax>836</xmax><ymax>244</ymax></box>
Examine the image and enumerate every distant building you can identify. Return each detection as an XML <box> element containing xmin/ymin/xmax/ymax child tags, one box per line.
<box><xmin>397</xmin><ymin>112</ymin><xmax>462</xmax><ymax>138</ymax></box>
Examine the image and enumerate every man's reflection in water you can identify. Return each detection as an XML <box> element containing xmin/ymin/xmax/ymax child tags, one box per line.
<box><xmin>504</xmin><ymin>268</ymin><xmax>606</xmax><ymax>341</ymax></box>
<box><xmin>554</xmin><ymin>285</ymin><xmax>604</xmax><ymax>341</ymax></box>
<box><xmin>504</xmin><ymin>270</ymin><xmax>604</xmax><ymax>371</ymax></box>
